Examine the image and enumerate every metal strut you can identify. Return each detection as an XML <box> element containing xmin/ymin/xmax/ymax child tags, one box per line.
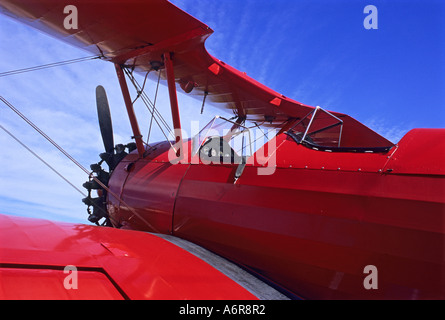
<box><xmin>163</xmin><ymin>52</ymin><xmax>183</xmax><ymax>159</ymax></box>
<box><xmin>114</xmin><ymin>63</ymin><xmax>145</xmax><ymax>158</ymax></box>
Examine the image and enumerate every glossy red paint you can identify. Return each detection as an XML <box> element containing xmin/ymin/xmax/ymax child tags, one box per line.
<box><xmin>0</xmin><ymin>214</ymin><xmax>258</xmax><ymax>300</ymax></box>
<box><xmin>2</xmin><ymin>0</ymin><xmax>444</xmax><ymax>300</ymax></box>
<box><xmin>0</xmin><ymin>268</ymin><xmax>124</xmax><ymax>300</ymax></box>
<box><xmin>385</xmin><ymin>129</ymin><xmax>445</xmax><ymax>175</ymax></box>
<box><xmin>106</xmin><ymin>129</ymin><xmax>445</xmax><ymax>299</ymax></box>
<box><xmin>107</xmin><ymin>142</ymin><xmax>190</xmax><ymax>233</ymax></box>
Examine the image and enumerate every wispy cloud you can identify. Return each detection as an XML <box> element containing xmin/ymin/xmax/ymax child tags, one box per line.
<box><xmin>364</xmin><ymin>117</ymin><xmax>410</xmax><ymax>143</ymax></box>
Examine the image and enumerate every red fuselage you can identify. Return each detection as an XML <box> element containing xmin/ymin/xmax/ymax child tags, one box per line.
<box><xmin>107</xmin><ymin>128</ymin><xmax>445</xmax><ymax>299</ymax></box>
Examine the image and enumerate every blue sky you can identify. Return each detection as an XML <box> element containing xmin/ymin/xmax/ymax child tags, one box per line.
<box><xmin>0</xmin><ymin>0</ymin><xmax>443</xmax><ymax>224</ymax></box>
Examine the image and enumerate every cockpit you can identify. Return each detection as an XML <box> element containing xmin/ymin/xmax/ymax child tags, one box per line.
<box><xmin>285</xmin><ymin>106</ymin><xmax>393</xmax><ymax>153</ymax></box>
<box><xmin>192</xmin><ymin>116</ymin><xmax>254</xmax><ymax>164</ymax></box>
<box><xmin>191</xmin><ymin>106</ymin><xmax>393</xmax><ymax>167</ymax></box>
<box><xmin>192</xmin><ymin>114</ymin><xmax>288</xmax><ymax>165</ymax></box>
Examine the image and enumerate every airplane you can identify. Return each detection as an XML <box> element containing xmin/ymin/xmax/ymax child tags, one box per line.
<box><xmin>0</xmin><ymin>0</ymin><xmax>444</xmax><ymax>300</ymax></box>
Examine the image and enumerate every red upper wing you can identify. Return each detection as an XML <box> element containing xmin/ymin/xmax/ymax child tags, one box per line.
<box><xmin>0</xmin><ymin>0</ymin><xmax>393</xmax><ymax>147</ymax></box>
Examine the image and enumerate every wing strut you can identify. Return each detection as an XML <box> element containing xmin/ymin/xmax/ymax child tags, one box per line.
<box><xmin>163</xmin><ymin>52</ymin><xmax>183</xmax><ymax>159</ymax></box>
<box><xmin>114</xmin><ymin>64</ymin><xmax>145</xmax><ymax>158</ymax></box>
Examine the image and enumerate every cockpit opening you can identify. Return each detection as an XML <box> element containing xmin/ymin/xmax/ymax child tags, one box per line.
<box><xmin>286</xmin><ymin>106</ymin><xmax>393</xmax><ymax>153</ymax></box>
<box><xmin>192</xmin><ymin>116</ymin><xmax>277</xmax><ymax>164</ymax></box>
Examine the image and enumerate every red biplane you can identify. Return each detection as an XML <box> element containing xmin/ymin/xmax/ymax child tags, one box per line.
<box><xmin>0</xmin><ymin>0</ymin><xmax>444</xmax><ymax>300</ymax></box>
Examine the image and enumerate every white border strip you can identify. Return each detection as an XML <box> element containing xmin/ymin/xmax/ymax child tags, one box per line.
<box><xmin>152</xmin><ymin>233</ymin><xmax>290</xmax><ymax>300</ymax></box>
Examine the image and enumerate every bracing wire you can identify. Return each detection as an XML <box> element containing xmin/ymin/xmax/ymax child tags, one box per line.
<box><xmin>0</xmin><ymin>55</ymin><xmax>101</xmax><ymax>77</ymax></box>
<box><xmin>0</xmin><ymin>122</ymin><xmax>114</xmax><ymax>222</ymax></box>
<box><xmin>0</xmin><ymin>96</ymin><xmax>158</xmax><ymax>232</ymax></box>
<box><xmin>122</xmin><ymin>68</ymin><xmax>175</xmax><ymax>144</ymax></box>
<box><xmin>0</xmin><ymin>96</ymin><xmax>90</xmax><ymax>176</ymax></box>
<box><xmin>123</xmin><ymin>68</ymin><xmax>172</xmax><ymax>133</ymax></box>
<box><xmin>147</xmin><ymin>70</ymin><xmax>162</xmax><ymax>144</ymax></box>
<box><xmin>131</xmin><ymin>71</ymin><xmax>151</xmax><ymax>105</ymax></box>
<box><xmin>0</xmin><ymin>123</ymin><xmax>87</xmax><ymax>197</ymax></box>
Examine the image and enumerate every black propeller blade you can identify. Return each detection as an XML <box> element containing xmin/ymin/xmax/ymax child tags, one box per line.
<box><xmin>96</xmin><ymin>85</ymin><xmax>114</xmax><ymax>155</ymax></box>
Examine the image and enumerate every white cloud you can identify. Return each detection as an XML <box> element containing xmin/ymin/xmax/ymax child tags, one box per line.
<box><xmin>364</xmin><ymin>118</ymin><xmax>410</xmax><ymax>144</ymax></box>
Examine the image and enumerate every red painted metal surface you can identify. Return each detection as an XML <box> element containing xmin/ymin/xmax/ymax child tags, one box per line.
<box><xmin>0</xmin><ymin>268</ymin><xmax>124</xmax><ymax>300</ymax></box>
<box><xmin>0</xmin><ymin>214</ymin><xmax>258</xmax><ymax>300</ymax></box>
<box><xmin>105</xmin><ymin>129</ymin><xmax>445</xmax><ymax>299</ymax></box>
<box><xmin>385</xmin><ymin>129</ymin><xmax>445</xmax><ymax>175</ymax></box>
<box><xmin>107</xmin><ymin>142</ymin><xmax>190</xmax><ymax>233</ymax></box>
